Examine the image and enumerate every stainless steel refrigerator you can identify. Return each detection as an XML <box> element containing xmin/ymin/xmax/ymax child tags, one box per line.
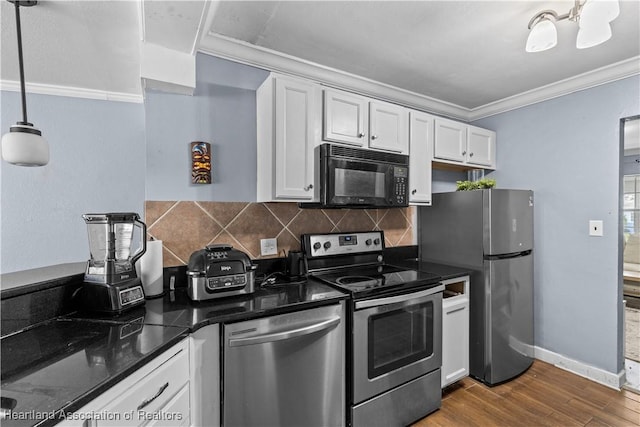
<box><xmin>418</xmin><ymin>189</ymin><xmax>534</xmax><ymax>386</ymax></box>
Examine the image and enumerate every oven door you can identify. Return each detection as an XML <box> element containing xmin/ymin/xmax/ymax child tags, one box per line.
<box><xmin>352</xmin><ymin>286</ymin><xmax>443</xmax><ymax>404</ymax></box>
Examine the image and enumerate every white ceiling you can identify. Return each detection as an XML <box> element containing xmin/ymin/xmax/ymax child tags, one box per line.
<box><xmin>1</xmin><ymin>1</ymin><xmax>639</xmax><ymax>115</ymax></box>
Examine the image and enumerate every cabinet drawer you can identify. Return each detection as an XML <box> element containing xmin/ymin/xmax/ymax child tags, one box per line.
<box><xmin>99</xmin><ymin>346</ymin><xmax>189</xmax><ymax>426</ymax></box>
<box><xmin>145</xmin><ymin>384</ymin><xmax>190</xmax><ymax>427</ymax></box>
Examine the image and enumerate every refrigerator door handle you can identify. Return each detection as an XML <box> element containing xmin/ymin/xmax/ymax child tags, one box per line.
<box><xmin>485</xmin><ymin>249</ymin><xmax>532</xmax><ymax>260</ymax></box>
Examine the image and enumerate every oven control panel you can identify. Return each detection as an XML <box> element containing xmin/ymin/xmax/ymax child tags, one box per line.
<box><xmin>303</xmin><ymin>231</ymin><xmax>384</xmax><ymax>257</ymax></box>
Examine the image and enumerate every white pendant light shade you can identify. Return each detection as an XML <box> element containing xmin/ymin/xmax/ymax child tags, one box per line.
<box><xmin>526</xmin><ymin>18</ymin><xmax>557</xmax><ymax>52</ymax></box>
<box><xmin>580</xmin><ymin>0</ymin><xmax>620</xmax><ymax>25</ymax></box>
<box><xmin>576</xmin><ymin>21</ymin><xmax>612</xmax><ymax>49</ymax></box>
<box><xmin>1</xmin><ymin>124</ymin><xmax>49</xmax><ymax>166</ymax></box>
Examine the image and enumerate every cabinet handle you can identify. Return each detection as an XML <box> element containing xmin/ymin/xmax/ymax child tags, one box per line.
<box><xmin>469</xmin><ymin>152</ymin><xmax>474</xmax><ymax>157</ymax></box>
<box><xmin>411</xmin><ymin>189</ymin><xmax>417</xmax><ymax>195</ymax></box>
<box><xmin>358</xmin><ymin>132</ymin><xmax>365</xmax><ymax>138</ymax></box>
<box><xmin>462</xmin><ymin>151</ymin><xmax>467</xmax><ymax>156</ymax></box>
<box><xmin>445</xmin><ymin>305</ymin><xmax>467</xmax><ymax>315</ymax></box>
<box><xmin>304</xmin><ymin>184</ymin><xmax>313</xmax><ymax>191</ymax></box>
<box><xmin>137</xmin><ymin>382</ymin><xmax>169</xmax><ymax>411</ymax></box>
<box><xmin>371</xmin><ymin>135</ymin><xmax>378</xmax><ymax>140</ymax></box>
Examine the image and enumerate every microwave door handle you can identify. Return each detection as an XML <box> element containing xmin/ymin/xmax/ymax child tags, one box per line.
<box><xmin>355</xmin><ymin>285</ymin><xmax>444</xmax><ymax>310</ymax></box>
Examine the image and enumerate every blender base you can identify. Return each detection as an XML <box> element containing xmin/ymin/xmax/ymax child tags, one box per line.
<box><xmin>81</xmin><ymin>278</ymin><xmax>146</xmax><ymax>314</ymax></box>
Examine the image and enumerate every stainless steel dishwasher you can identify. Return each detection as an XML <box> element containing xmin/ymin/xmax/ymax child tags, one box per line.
<box><xmin>222</xmin><ymin>302</ymin><xmax>345</xmax><ymax>427</ymax></box>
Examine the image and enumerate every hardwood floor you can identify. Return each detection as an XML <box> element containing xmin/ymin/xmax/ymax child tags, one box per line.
<box><xmin>412</xmin><ymin>361</ymin><xmax>640</xmax><ymax>426</ymax></box>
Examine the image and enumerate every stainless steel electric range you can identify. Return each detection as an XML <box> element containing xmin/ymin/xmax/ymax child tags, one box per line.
<box><xmin>301</xmin><ymin>231</ymin><xmax>444</xmax><ymax>427</ymax></box>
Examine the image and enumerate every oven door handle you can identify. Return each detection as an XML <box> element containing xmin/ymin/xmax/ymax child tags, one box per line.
<box><xmin>355</xmin><ymin>285</ymin><xmax>444</xmax><ymax>310</ymax></box>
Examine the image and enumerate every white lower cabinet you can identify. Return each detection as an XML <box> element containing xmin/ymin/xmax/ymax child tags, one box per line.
<box><xmin>58</xmin><ymin>340</ymin><xmax>190</xmax><ymax>427</ymax></box>
<box><xmin>189</xmin><ymin>324</ymin><xmax>220</xmax><ymax>427</ymax></box>
<box><xmin>441</xmin><ymin>276</ymin><xmax>470</xmax><ymax>388</ymax></box>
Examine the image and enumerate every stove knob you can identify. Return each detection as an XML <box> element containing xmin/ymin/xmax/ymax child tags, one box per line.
<box><xmin>365</xmin><ymin>239</ymin><xmax>372</xmax><ymax>246</ymax></box>
<box><xmin>323</xmin><ymin>241</ymin><xmax>332</xmax><ymax>250</ymax></box>
<box><xmin>373</xmin><ymin>238</ymin><xmax>381</xmax><ymax>246</ymax></box>
<box><xmin>313</xmin><ymin>242</ymin><xmax>321</xmax><ymax>251</ymax></box>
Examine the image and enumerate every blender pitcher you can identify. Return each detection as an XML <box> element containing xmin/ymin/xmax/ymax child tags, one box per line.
<box><xmin>83</xmin><ymin>212</ymin><xmax>147</xmax><ymax>284</ymax></box>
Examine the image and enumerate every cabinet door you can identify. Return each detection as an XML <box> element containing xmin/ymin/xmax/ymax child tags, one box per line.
<box><xmin>442</xmin><ymin>297</ymin><xmax>469</xmax><ymax>387</ymax></box>
<box><xmin>369</xmin><ymin>101</ymin><xmax>408</xmax><ymax>153</ymax></box>
<box><xmin>274</xmin><ymin>77</ymin><xmax>316</xmax><ymax>199</ymax></box>
<box><xmin>434</xmin><ymin>117</ymin><xmax>466</xmax><ymax>163</ymax></box>
<box><xmin>323</xmin><ymin>89</ymin><xmax>367</xmax><ymax>146</ymax></box>
<box><xmin>408</xmin><ymin>111</ymin><xmax>433</xmax><ymax>205</ymax></box>
<box><xmin>467</xmin><ymin>125</ymin><xmax>496</xmax><ymax>168</ymax></box>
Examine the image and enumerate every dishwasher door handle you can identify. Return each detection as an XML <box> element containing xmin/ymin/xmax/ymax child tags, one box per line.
<box><xmin>228</xmin><ymin>316</ymin><xmax>341</xmax><ymax>347</ymax></box>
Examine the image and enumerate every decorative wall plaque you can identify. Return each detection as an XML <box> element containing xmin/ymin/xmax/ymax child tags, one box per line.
<box><xmin>191</xmin><ymin>141</ymin><xmax>211</xmax><ymax>184</ymax></box>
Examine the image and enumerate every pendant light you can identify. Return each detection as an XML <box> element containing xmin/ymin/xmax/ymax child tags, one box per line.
<box><xmin>1</xmin><ymin>0</ymin><xmax>49</xmax><ymax>167</ymax></box>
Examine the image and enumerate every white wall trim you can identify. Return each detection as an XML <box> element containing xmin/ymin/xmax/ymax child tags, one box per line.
<box><xmin>0</xmin><ymin>80</ymin><xmax>143</xmax><ymax>104</ymax></box>
<box><xmin>468</xmin><ymin>56</ymin><xmax>640</xmax><ymax>121</ymax></box>
<box><xmin>198</xmin><ymin>30</ymin><xmax>640</xmax><ymax>123</ymax></box>
<box><xmin>197</xmin><ymin>33</ymin><xmax>470</xmax><ymax>121</ymax></box>
<box><xmin>535</xmin><ymin>346</ymin><xmax>625</xmax><ymax>390</ymax></box>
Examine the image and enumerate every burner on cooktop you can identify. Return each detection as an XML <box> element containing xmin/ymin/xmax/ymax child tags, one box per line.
<box><xmin>335</xmin><ymin>276</ymin><xmax>380</xmax><ymax>286</ymax></box>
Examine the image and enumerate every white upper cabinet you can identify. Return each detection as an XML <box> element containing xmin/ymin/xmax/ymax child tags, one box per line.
<box><xmin>369</xmin><ymin>100</ymin><xmax>409</xmax><ymax>153</ymax></box>
<box><xmin>257</xmin><ymin>74</ymin><xmax>319</xmax><ymax>202</ymax></box>
<box><xmin>466</xmin><ymin>125</ymin><xmax>496</xmax><ymax>168</ymax></box>
<box><xmin>323</xmin><ymin>88</ymin><xmax>409</xmax><ymax>154</ymax></box>
<box><xmin>323</xmin><ymin>89</ymin><xmax>368</xmax><ymax>147</ymax></box>
<box><xmin>408</xmin><ymin>111</ymin><xmax>433</xmax><ymax>205</ymax></box>
<box><xmin>434</xmin><ymin>118</ymin><xmax>496</xmax><ymax>169</ymax></box>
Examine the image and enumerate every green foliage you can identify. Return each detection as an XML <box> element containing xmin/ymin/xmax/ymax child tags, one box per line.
<box><xmin>456</xmin><ymin>178</ymin><xmax>496</xmax><ymax>191</ymax></box>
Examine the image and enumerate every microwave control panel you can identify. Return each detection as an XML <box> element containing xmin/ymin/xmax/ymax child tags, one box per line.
<box><xmin>305</xmin><ymin>231</ymin><xmax>383</xmax><ymax>257</ymax></box>
<box><xmin>393</xmin><ymin>166</ymin><xmax>408</xmax><ymax>205</ymax></box>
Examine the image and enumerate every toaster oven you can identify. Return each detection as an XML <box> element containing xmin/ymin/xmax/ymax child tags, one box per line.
<box><xmin>186</xmin><ymin>244</ymin><xmax>256</xmax><ymax>301</ymax></box>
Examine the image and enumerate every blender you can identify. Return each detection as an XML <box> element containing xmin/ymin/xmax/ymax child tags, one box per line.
<box><xmin>82</xmin><ymin>212</ymin><xmax>147</xmax><ymax>313</ymax></box>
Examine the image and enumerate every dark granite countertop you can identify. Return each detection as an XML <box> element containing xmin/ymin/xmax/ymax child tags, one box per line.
<box><xmin>1</xmin><ymin>277</ymin><xmax>347</xmax><ymax>427</ymax></box>
<box><xmin>389</xmin><ymin>259</ymin><xmax>472</xmax><ymax>281</ymax></box>
<box><xmin>68</xmin><ymin>278</ymin><xmax>348</xmax><ymax>330</ymax></box>
<box><xmin>1</xmin><ymin>319</ymin><xmax>188</xmax><ymax>427</ymax></box>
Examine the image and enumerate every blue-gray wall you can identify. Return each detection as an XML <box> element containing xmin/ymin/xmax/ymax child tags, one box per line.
<box><xmin>473</xmin><ymin>75</ymin><xmax>640</xmax><ymax>375</ymax></box>
<box><xmin>145</xmin><ymin>54</ymin><xmax>269</xmax><ymax>201</ymax></box>
<box><xmin>1</xmin><ymin>92</ymin><xmax>145</xmax><ymax>273</ymax></box>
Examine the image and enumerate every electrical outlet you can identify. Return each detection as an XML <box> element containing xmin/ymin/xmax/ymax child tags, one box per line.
<box><xmin>260</xmin><ymin>238</ymin><xmax>278</xmax><ymax>256</ymax></box>
<box><xmin>589</xmin><ymin>220</ymin><xmax>603</xmax><ymax>237</ymax></box>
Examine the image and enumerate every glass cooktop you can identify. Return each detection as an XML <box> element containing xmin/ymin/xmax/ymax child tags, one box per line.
<box><xmin>309</xmin><ymin>264</ymin><xmax>441</xmax><ymax>298</ymax></box>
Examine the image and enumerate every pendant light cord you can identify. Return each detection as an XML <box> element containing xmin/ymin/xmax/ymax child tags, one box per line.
<box><xmin>14</xmin><ymin>1</ymin><xmax>29</xmax><ymax>125</ymax></box>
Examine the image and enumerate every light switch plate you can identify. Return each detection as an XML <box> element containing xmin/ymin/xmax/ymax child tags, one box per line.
<box><xmin>589</xmin><ymin>220</ymin><xmax>603</xmax><ymax>237</ymax></box>
<box><xmin>260</xmin><ymin>238</ymin><xmax>278</xmax><ymax>256</ymax></box>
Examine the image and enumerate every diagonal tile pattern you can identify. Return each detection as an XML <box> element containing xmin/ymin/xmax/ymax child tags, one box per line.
<box><xmin>146</xmin><ymin>201</ymin><xmax>415</xmax><ymax>266</ymax></box>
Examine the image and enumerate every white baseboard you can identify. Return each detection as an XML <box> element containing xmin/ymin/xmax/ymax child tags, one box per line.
<box><xmin>534</xmin><ymin>346</ymin><xmax>625</xmax><ymax>390</ymax></box>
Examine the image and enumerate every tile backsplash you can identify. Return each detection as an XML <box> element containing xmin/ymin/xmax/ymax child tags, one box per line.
<box><xmin>146</xmin><ymin>201</ymin><xmax>415</xmax><ymax>266</ymax></box>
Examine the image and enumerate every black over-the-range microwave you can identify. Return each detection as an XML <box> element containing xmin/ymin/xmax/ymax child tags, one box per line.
<box><xmin>300</xmin><ymin>143</ymin><xmax>409</xmax><ymax>209</ymax></box>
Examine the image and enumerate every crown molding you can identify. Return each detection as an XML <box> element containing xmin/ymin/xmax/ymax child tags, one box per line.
<box><xmin>0</xmin><ymin>80</ymin><xmax>143</xmax><ymax>104</ymax></box>
<box><xmin>468</xmin><ymin>56</ymin><xmax>640</xmax><ymax>121</ymax></box>
<box><xmin>198</xmin><ymin>33</ymin><xmax>469</xmax><ymax>121</ymax></box>
<box><xmin>199</xmin><ymin>30</ymin><xmax>640</xmax><ymax>123</ymax></box>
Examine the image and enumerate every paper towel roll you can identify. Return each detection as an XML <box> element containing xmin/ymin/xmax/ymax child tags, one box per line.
<box><xmin>139</xmin><ymin>239</ymin><xmax>164</xmax><ymax>298</ymax></box>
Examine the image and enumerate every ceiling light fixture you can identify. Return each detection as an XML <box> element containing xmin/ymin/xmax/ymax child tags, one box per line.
<box><xmin>525</xmin><ymin>0</ymin><xmax>620</xmax><ymax>53</ymax></box>
<box><xmin>1</xmin><ymin>0</ymin><xmax>49</xmax><ymax>167</ymax></box>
